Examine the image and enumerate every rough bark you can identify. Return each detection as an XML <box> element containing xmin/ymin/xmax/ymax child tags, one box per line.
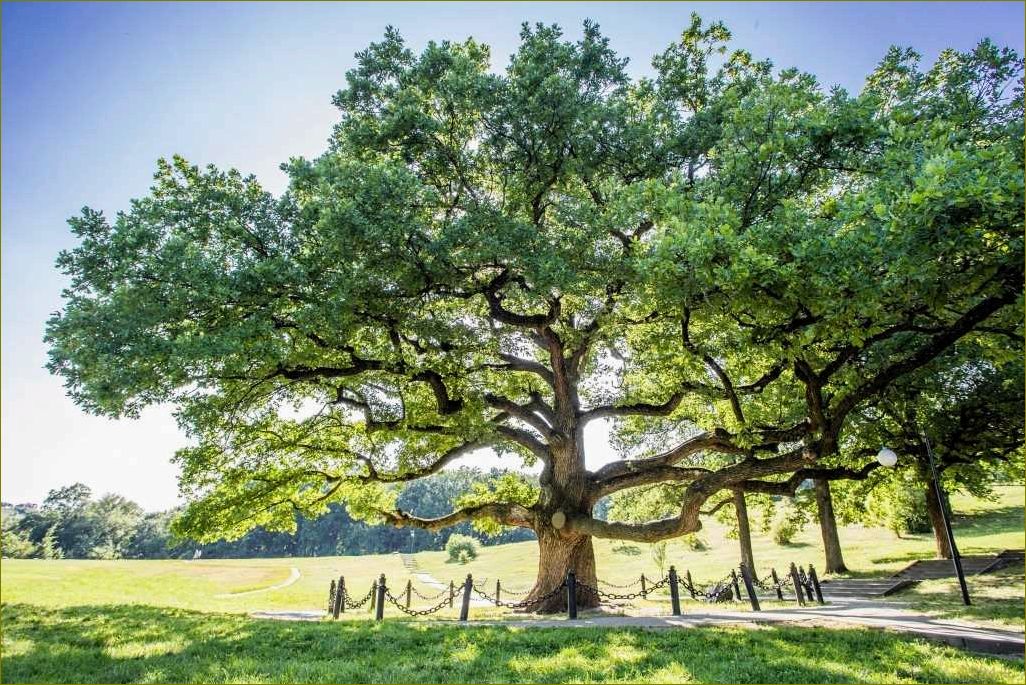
<box><xmin>814</xmin><ymin>479</ymin><xmax>848</xmax><ymax>573</ymax></box>
<box><xmin>524</xmin><ymin>527</ymin><xmax>598</xmax><ymax>612</ymax></box>
<box><xmin>924</xmin><ymin>482</ymin><xmax>953</xmax><ymax>559</ymax></box>
<box><xmin>733</xmin><ymin>488</ymin><xmax>757</xmax><ymax>578</ymax></box>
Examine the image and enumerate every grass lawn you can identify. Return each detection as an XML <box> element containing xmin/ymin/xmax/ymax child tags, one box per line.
<box><xmin>900</xmin><ymin>567</ymin><xmax>1026</xmax><ymax>630</ymax></box>
<box><xmin>1</xmin><ymin>603</ymin><xmax>1022</xmax><ymax>684</ymax></box>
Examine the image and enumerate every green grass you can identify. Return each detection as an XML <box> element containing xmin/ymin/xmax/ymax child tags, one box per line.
<box><xmin>900</xmin><ymin>567</ymin><xmax>1026</xmax><ymax>630</ymax></box>
<box><xmin>1</xmin><ymin>603</ymin><xmax>1022</xmax><ymax>684</ymax></box>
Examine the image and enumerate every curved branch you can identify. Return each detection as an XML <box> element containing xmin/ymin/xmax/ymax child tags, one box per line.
<box><xmin>591</xmin><ymin>429</ymin><xmax>744</xmax><ymax>484</ymax></box>
<box><xmin>379</xmin><ymin>501</ymin><xmax>535</xmax><ymax>531</ymax></box>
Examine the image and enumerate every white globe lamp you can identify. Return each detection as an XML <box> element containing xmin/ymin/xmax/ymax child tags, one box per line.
<box><xmin>876</xmin><ymin>447</ymin><xmax>898</xmax><ymax>468</ymax></box>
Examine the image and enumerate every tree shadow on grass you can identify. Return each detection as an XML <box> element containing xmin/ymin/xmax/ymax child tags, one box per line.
<box><xmin>1</xmin><ymin>603</ymin><xmax>1022</xmax><ymax>684</ymax></box>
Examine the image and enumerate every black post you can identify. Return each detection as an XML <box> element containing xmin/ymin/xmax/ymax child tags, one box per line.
<box><xmin>640</xmin><ymin>573</ymin><xmax>647</xmax><ymax>597</ymax></box>
<box><xmin>799</xmin><ymin>566</ymin><xmax>814</xmax><ymax>599</ymax></box>
<box><xmin>332</xmin><ymin>575</ymin><xmax>344</xmax><ymax>619</ymax></box>
<box><xmin>808</xmin><ymin>564</ymin><xmax>825</xmax><ymax>604</ymax></box>
<box><xmin>789</xmin><ymin>563</ymin><xmax>805</xmax><ymax>606</ymax></box>
<box><xmin>770</xmin><ymin>568</ymin><xmax>784</xmax><ymax>601</ymax></box>
<box><xmin>338</xmin><ymin>576</ymin><xmax>346</xmax><ymax>615</ymax></box>
<box><xmin>739</xmin><ymin>563</ymin><xmax>761</xmax><ymax>612</ymax></box>
<box><xmin>683</xmin><ymin>569</ymin><xmax>695</xmax><ymax>599</ymax></box>
<box><xmin>375</xmin><ymin>574</ymin><xmax>386</xmax><ymax>621</ymax></box>
<box><xmin>459</xmin><ymin>574</ymin><xmax>472</xmax><ymax>621</ymax></box>
<box><xmin>496</xmin><ymin>579</ymin><xmax>501</xmax><ymax>607</ymax></box>
<box><xmin>566</xmin><ymin>571</ymin><xmax>578</xmax><ymax>620</ymax></box>
<box><xmin>328</xmin><ymin>579</ymin><xmax>336</xmax><ymax>615</ymax></box>
<box><xmin>923</xmin><ymin>430</ymin><xmax>971</xmax><ymax>606</ymax></box>
<box><xmin>668</xmin><ymin>566</ymin><xmax>681</xmax><ymax>616</ymax></box>
<box><xmin>405</xmin><ymin>579</ymin><xmax>412</xmax><ymax>609</ymax></box>
<box><xmin>369</xmin><ymin>580</ymin><xmax>377</xmax><ymax>612</ymax></box>
<box><xmin>449</xmin><ymin>580</ymin><xmax>455</xmax><ymax>608</ymax></box>
<box><xmin>730</xmin><ymin>569</ymin><xmax>742</xmax><ymax>601</ymax></box>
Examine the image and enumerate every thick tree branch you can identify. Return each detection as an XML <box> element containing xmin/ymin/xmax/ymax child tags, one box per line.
<box><xmin>379</xmin><ymin>501</ymin><xmax>535</xmax><ymax>531</ymax></box>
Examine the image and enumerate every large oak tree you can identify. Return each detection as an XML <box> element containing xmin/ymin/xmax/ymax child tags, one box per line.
<box><xmin>46</xmin><ymin>17</ymin><xmax>1023</xmax><ymax>610</ymax></box>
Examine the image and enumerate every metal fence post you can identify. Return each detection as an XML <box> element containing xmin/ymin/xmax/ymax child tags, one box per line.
<box><xmin>449</xmin><ymin>580</ymin><xmax>455</xmax><ymax>608</ymax></box>
<box><xmin>668</xmin><ymin>566</ymin><xmax>681</xmax><ymax>616</ymax></box>
<box><xmin>789</xmin><ymin>563</ymin><xmax>805</xmax><ymax>606</ymax></box>
<box><xmin>566</xmin><ymin>571</ymin><xmax>578</xmax><ymax>619</ymax></box>
<box><xmin>730</xmin><ymin>569</ymin><xmax>742</xmax><ymax>601</ymax></box>
<box><xmin>770</xmin><ymin>568</ymin><xmax>784</xmax><ymax>600</ymax></box>
<box><xmin>808</xmin><ymin>564</ymin><xmax>825</xmax><ymax>604</ymax></box>
<box><xmin>338</xmin><ymin>577</ymin><xmax>346</xmax><ymax>615</ymax></box>
<box><xmin>685</xmin><ymin>569</ymin><xmax>696</xmax><ymax>599</ymax></box>
<box><xmin>375</xmin><ymin>574</ymin><xmax>386</xmax><ymax>620</ymax></box>
<box><xmin>640</xmin><ymin>573</ymin><xmax>647</xmax><ymax>597</ymax></box>
<box><xmin>405</xmin><ymin>579</ymin><xmax>412</xmax><ymax>609</ymax></box>
<box><xmin>496</xmin><ymin>579</ymin><xmax>501</xmax><ymax>607</ymax></box>
<box><xmin>328</xmin><ymin>579</ymin><xmax>336</xmax><ymax>615</ymax></box>
<box><xmin>459</xmin><ymin>574</ymin><xmax>472</xmax><ymax>621</ymax></box>
<box><xmin>739</xmin><ymin>563</ymin><xmax>761</xmax><ymax>612</ymax></box>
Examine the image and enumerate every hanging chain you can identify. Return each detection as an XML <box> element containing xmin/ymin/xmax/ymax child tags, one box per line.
<box><xmin>343</xmin><ymin>584</ymin><xmax>376</xmax><ymax>610</ymax></box>
<box><xmin>576</xmin><ymin>575</ymin><xmax>669</xmax><ymax>602</ymax></box>
<box><xmin>472</xmin><ymin>581</ymin><xmax>566</xmax><ymax>609</ymax></box>
<box><xmin>598</xmin><ymin>577</ymin><xmax>644</xmax><ymax>590</ymax></box>
<box><xmin>383</xmin><ymin>588</ymin><xmax>454</xmax><ymax>616</ymax></box>
<box><xmin>409</xmin><ymin>584</ymin><xmax>450</xmax><ymax>601</ymax></box>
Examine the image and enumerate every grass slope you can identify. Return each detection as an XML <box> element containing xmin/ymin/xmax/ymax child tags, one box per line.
<box><xmin>1</xmin><ymin>603</ymin><xmax>1022</xmax><ymax>684</ymax></box>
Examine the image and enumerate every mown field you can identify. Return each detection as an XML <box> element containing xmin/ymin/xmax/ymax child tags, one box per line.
<box><xmin>1</xmin><ymin>485</ymin><xmax>1022</xmax><ymax>683</ymax></box>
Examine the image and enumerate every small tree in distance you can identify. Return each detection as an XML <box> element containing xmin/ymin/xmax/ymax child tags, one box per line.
<box><xmin>45</xmin><ymin>16</ymin><xmax>1023</xmax><ymax>610</ymax></box>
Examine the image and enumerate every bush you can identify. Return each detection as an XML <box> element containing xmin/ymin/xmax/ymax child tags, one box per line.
<box><xmin>445</xmin><ymin>534</ymin><xmax>479</xmax><ymax>563</ymax></box>
<box><xmin>772</xmin><ymin>501</ymin><xmax>808</xmax><ymax>545</ymax></box>
<box><xmin>682</xmin><ymin>533</ymin><xmax>708</xmax><ymax>551</ymax></box>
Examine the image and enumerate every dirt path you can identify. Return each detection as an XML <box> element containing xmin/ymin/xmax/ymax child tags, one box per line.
<box><xmin>216</xmin><ymin>567</ymin><xmax>300</xmax><ymax>598</ymax></box>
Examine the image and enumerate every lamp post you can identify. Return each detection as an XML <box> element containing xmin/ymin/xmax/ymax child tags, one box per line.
<box><xmin>877</xmin><ymin>440</ymin><xmax>971</xmax><ymax>605</ymax></box>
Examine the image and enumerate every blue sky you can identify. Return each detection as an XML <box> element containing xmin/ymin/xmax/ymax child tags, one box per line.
<box><xmin>3</xmin><ymin>1</ymin><xmax>1023</xmax><ymax>510</ymax></box>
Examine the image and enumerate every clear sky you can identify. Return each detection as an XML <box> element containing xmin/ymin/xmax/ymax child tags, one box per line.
<box><xmin>3</xmin><ymin>1</ymin><xmax>1023</xmax><ymax>510</ymax></box>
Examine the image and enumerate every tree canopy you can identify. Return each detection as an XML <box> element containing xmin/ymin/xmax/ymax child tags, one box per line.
<box><xmin>46</xmin><ymin>16</ymin><xmax>1024</xmax><ymax>605</ymax></box>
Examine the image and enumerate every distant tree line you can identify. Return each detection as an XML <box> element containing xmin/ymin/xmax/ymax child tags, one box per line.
<box><xmin>1</xmin><ymin>467</ymin><xmax>537</xmax><ymax>560</ymax></box>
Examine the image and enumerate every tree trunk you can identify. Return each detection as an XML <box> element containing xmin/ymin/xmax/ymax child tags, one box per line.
<box><xmin>523</xmin><ymin>527</ymin><xmax>598</xmax><ymax>613</ymax></box>
<box><xmin>924</xmin><ymin>482</ymin><xmax>953</xmax><ymax>559</ymax></box>
<box><xmin>733</xmin><ymin>489</ymin><xmax>757</xmax><ymax>578</ymax></box>
<box><xmin>814</xmin><ymin>479</ymin><xmax>848</xmax><ymax>573</ymax></box>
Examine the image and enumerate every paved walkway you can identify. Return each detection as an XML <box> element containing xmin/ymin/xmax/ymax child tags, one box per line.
<box><xmin>465</xmin><ymin>597</ymin><xmax>1025</xmax><ymax>656</ymax></box>
<box><xmin>252</xmin><ymin>596</ymin><xmax>1024</xmax><ymax>656</ymax></box>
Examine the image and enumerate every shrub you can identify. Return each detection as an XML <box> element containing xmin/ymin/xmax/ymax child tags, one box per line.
<box><xmin>445</xmin><ymin>534</ymin><xmax>479</xmax><ymax>563</ymax></box>
<box><xmin>772</xmin><ymin>501</ymin><xmax>809</xmax><ymax>545</ymax></box>
<box><xmin>682</xmin><ymin>533</ymin><xmax>708</xmax><ymax>551</ymax></box>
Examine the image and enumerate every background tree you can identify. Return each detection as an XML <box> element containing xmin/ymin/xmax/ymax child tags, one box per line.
<box><xmin>834</xmin><ymin>344</ymin><xmax>1023</xmax><ymax>558</ymax></box>
<box><xmin>45</xmin><ymin>17</ymin><xmax>1024</xmax><ymax>609</ymax></box>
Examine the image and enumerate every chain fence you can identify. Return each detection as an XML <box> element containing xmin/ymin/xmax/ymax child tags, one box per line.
<box><xmin>343</xmin><ymin>584</ymin><xmax>376</xmax><ymax>610</ymax></box>
<box><xmin>472</xmin><ymin>579</ymin><xmax>567</xmax><ymax>610</ymax></box>
<box><xmin>384</xmin><ymin>588</ymin><xmax>454</xmax><ymax>616</ymax></box>
<box><xmin>576</xmin><ymin>575</ymin><xmax>670</xmax><ymax>602</ymax></box>
<box><xmin>325</xmin><ymin>559</ymin><xmax>823</xmax><ymax>622</ymax></box>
